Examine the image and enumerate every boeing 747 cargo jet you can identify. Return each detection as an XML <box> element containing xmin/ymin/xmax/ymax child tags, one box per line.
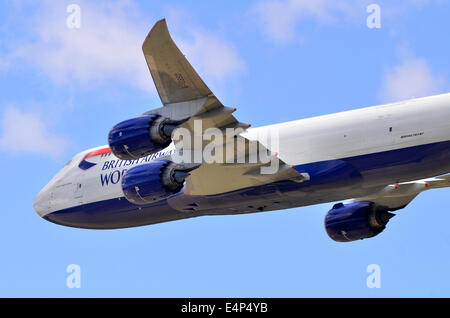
<box><xmin>33</xmin><ymin>19</ymin><xmax>450</xmax><ymax>242</ymax></box>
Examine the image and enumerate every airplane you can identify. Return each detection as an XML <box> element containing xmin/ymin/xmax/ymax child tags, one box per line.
<box><xmin>33</xmin><ymin>19</ymin><xmax>450</xmax><ymax>242</ymax></box>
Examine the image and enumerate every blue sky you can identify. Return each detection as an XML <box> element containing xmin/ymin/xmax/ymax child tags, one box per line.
<box><xmin>1</xmin><ymin>0</ymin><xmax>450</xmax><ymax>297</ymax></box>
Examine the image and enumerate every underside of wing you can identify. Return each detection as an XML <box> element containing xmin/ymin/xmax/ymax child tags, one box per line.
<box><xmin>350</xmin><ymin>174</ymin><xmax>450</xmax><ymax>210</ymax></box>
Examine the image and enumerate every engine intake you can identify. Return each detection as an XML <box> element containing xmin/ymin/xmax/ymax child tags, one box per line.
<box><xmin>324</xmin><ymin>201</ymin><xmax>395</xmax><ymax>242</ymax></box>
<box><xmin>121</xmin><ymin>160</ymin><xmax>189</xmax><ymax>205</ymax></box>
<box><xmin>108</xmin><ymin>114</ymin><xmax>179</xmax><ymax>160</ymax></box>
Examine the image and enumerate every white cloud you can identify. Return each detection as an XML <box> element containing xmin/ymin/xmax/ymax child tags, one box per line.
<box><xmin>176</xmin><ymin>31</ymin><xmax>245</xmax><ymax>81</ymax></box>
<box><xmin>380</xmin><ymin>58</ymin><xmax>445</xmax><ymax>103</ymax></box>
<box><xmin>13</xmin><ymin>0</ymin><xmax>152</xmax><ymax>91</ymax></box>
<box><xmin>0</xmin><ymin>107</ymin><xmax>69</xmax><ymax>158</ymax></box>
<box><xmin>252</xmin><ymin>0</ymin><xmax>447</xmax><ymax>43</ymax></box>
<box><xmin>253</xmin><ymin>0</ymin><xmax>363</xmax><ymax>42</ymax></box>
<box><xmin>9</xmin><ymin>0</ymin><xmax>245</xmax><ymax>94</ymax></box>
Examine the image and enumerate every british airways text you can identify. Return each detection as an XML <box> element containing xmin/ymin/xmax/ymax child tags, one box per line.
<box><xmin>99</xmin><ymin>150</ymin><xmax>173</xmax><ymax>186</ymax></box>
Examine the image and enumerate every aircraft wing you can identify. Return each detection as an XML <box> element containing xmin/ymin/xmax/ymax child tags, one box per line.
<box><xmin>349</xmin><ymin>174</ymin><xmax>450</xmax><ymax>210</ymax></box>
<box><xmin>142</xmin><ymin>19</ymin><xmax>212</xmax><ymax>105</ymax></box>
<box><xmin>142</xmin><ymin>19</ymin><xmax>308</xmax><ymax>195</ymax></box>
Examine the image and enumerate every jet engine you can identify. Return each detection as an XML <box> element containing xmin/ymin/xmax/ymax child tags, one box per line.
<box><xmin>121</xmin><ymin>160</ymin><xmax>190</xmax><ymax>205</ymax></box>
<box><xmin>324</xmin><ymin>201</ymin><xmax>395</xmax><ymax>242</ymax></box>
<box><xmin>108</xmin><ymin>114</ymin><xmax>179</xmax><ymax>160</ymax></box>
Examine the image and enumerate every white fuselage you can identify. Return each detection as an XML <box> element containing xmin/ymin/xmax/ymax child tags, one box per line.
<box><xmin>34</xmin><ymin>93</ymin><xmax>450</xmax><ymax>229</ymax></box>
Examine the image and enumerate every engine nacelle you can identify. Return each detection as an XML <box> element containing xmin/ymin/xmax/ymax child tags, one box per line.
<box><xmin>324</xmin><ymin>201</ymin><xmax>395</xmax><ymax>242</ymax></box>
<box><xmin>108</xmin><ymin>114</ymin><xmax>178</xmax><ymax>160</ymax></box>
<box><xmin>121</xmin><ymin>160</ymin><xmax>189</xmax><ymax>205</ymax></box>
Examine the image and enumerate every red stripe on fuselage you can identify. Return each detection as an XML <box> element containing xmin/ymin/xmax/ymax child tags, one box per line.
<box><xmin>82</xmin><ymin>147</ymin><xmax>111</xmax><ymax>161</ymax></box>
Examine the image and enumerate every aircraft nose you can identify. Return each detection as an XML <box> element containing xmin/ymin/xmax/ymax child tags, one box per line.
<box><xmin>33</xmin><ymin>188</ymin><xmax>51</xmax><ymax>217</ymax></box>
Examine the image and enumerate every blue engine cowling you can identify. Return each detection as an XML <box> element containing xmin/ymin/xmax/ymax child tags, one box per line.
<box><xmin>108</xmin><ymin>114</ymin><xmax>176</xmax><ymax>160</ymax></box>
<box><xmin>324</xmin><ymin>201</ymin><xmax>395</xmax><ymax>242</ymax></box>
<box><xmin>122</xmin><ymin>160</ymin><xmax>189</xmax><ymax>205</ymax></box>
